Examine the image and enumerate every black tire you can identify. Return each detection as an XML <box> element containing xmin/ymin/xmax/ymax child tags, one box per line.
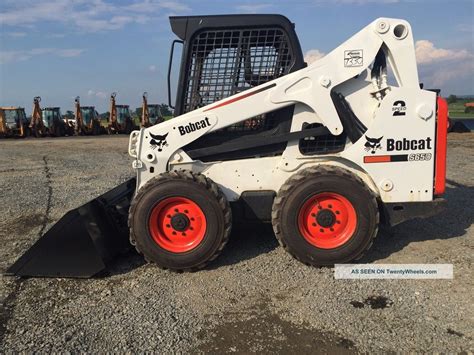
<box><xmin>272</xmin><ymin>165</ymin><xmax>379</xmax><ymax>266</ymax></box>
<box><xmin>129</xmin><ymin>170</ymin><xmax>232</xmax><ymax>271</ymax></box>
<box><xmin>32</xmin><ymin>125</ymin><xmax>41</xmax><ymax>138</ymax></box>
<box><xmin>23</xmin><ymin>126</ymin><xmax>30</xmax><ymax>138</ymax></box>
<box><xmin>92</xmin><ymin>121</ymin><xmax>101</xmax><ymax>135</ymax></box>
<box><xmin>54</xmin><ymin>123</ymin><xmax>65</xmax><ymax>137</ymax></box>
<box><xmin>125</xmin><ymin>119</ymin><xmax>133</xmax><ymax>134</ymax></box>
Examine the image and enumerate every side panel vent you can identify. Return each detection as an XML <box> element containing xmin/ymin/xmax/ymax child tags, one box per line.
<box><xmin>299</xmin><ymin>123</ymin><xmax>347</xmax><ymax>155</ymax></box>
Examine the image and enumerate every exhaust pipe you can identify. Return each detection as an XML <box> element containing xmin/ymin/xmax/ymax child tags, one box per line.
<box><xmin>6</xmin><ymin>178</ymin><xmax>136</xmax><ymax>278</ymax></box>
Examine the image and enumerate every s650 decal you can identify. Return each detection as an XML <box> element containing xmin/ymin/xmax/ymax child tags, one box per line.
<box><xmin>363</xmin><ymin>136</ymin><xmax>433</xmax><ymax>164</ymax></box>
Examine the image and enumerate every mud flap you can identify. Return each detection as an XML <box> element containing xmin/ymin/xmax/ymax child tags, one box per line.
<box><xmin>6</xmin><ymin>178</ymin><xmax>136</xmax><ymax>278</ymax></box>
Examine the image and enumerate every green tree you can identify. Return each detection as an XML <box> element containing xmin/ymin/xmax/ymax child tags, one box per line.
<box><xmin>447</xmin><ymin>95</ymin><xmax>457</xmax><ymax>104</ymax></box>
<box><xmin>159</xmin><ymin>104</ymin><xmax>172</xmax><ymax>116</ymax></box>
<box><xmin>135</xmin><ymin>107</ymin><xmax>143</xmax><ymax>118</ymax></box>
<box><xmin>99</xmin><ymin>112</ymin><xmax>110</xmax><ymax>120</ymax></box>
<box><xmin>63</xmin><ymin>110</ymin><xmax>75</xmax><ymax>120</ymax></box>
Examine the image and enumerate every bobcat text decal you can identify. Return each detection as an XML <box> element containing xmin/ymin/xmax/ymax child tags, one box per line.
<box><xmin>364</xmin><ymin>137</ymin><xmax>433</xmax><ymax>164</ymax></box>
<box><xmin>177</xmin><ymin>117</ymin><xmax>211</xmax><ymax>136</ymax></box>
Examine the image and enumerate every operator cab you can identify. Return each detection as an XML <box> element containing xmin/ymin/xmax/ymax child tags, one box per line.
<box><xmin>4</xmin><ymin>108</ymin><xmax>25</xmax><ymax>126</ymax></box>
<box><xmin>116</xmin><ymin>105</ymin><xmax>131</xmax><ymax>126</ymax></box>
<box><xmin>80</xmin><ymin>106</ymin><xmax>98</xmax><ymax>125</ymax></box>
<box><xmin>167</xmin><ymin>14</ymin><xmax>343</xmax><ymax>161</ymax></box>
<box><xmin>42</xmin><ymin>107</ymin><xmax>63</xmax><ymax>128</ymax></box>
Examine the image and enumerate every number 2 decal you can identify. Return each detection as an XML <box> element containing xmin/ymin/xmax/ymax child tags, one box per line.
<box><xmin>392</xmin><ymin>100</ymin><xmax>406</xmax><ymax>116</ymax></box>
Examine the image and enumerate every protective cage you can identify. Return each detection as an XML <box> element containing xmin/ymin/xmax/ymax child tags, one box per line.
<box><xmin>183</xmin><ymin>26</ymin><xmax>295</xmax><ymax>133</ymax></box>
<box><xmin>170</xmin><ymin>15</ymin><xmax>347</xmax><ymax>160</ymax></box>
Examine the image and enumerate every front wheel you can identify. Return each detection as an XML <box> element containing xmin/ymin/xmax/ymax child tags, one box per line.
<box><xmin>272</xmin><ymin>165</ymin><xmax>379</xmax><ymax>266</ymax></box>
<box><xmin>129</xmin><ymin>170</ymin><xmax>232</xmax><ymax>271</ymax></box>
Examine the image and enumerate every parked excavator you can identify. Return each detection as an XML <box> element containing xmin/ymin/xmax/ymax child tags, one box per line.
<box><xmin>107</xmin><ymin>92</ymin><xmax>136</xmax><ymax>134</ymax></box>
<box><xmin>29</xmin><ymin>96</ymin><xmax>47</xmax><ymax>137</ymax></box>
<box><xmin>28</xmin><ymin>97</ymin><xmax>73</xmax><ymax>137</ymax></box>
<box><xmin>141</xmin><ymin>92</ymin><xmax>164</xmax><ymax>128</ymax></box>
<box><xmin>42</xmin><ymin>107</ymin><xmax>74</xmax><ymax>137</ymax></box>
<box><xmin>75</xmin><ymin>96</ymin><xmax>103</xmax><ymax>135</ymax></box>
<box><xmin>7</xmin><ymin>15</ymin><xmax>448</xmax><ymax>278</ymax></box>
<box><xmin>0</xmin><ymin>107</ymin><xmax>30</xmax><ymax>138</ymax></box>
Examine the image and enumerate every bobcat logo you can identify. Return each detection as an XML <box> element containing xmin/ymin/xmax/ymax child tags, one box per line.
<box><xmin>364</xmin><ymin>136</ymin><xmax>383</xmax><ymax>154</ymax></box>
<box><xmin>149</xmin><ymin>132</ymin><xmax>169</xmax><ymax>152</ymax></box>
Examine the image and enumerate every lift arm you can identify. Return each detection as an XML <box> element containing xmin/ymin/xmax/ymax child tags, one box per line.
<box><xmin>130</xmin><ymin>18</ymin><xmax>421</xmax><ymax>189</ymax></box>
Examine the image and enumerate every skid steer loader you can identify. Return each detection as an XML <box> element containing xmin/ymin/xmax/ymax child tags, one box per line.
<box><xmin>7</xmin><ymin>15</ymin><xmax>448</xmax><ymax>278</ymax></box>
<box><xmin>75</xmin><ymin>96</ymin><xmax>103</xmax><ymax>135</ymax></box>
<box><xmin>0</xmin><ymin>107</ymin><xmax>30</xmax><ymax>138</ymax></box>
<box><xmin>108</xmin><ymin>93</ymin><xmax>136</xmax><ymax>134</ymax></box>
<box><xmin>141</xmin><ymin>92</ymin><xmax>164</xmax><ymax>128</ymax></box>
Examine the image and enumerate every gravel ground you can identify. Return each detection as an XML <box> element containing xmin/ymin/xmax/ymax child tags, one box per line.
<box><xmin>0</xmin><ymin>134</ymin><xmax>473</xmax><ymax>353</ymax></box>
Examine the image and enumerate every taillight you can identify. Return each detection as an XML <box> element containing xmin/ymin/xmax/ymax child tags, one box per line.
<box><xmin>434</xmin><ymin>97</ymin><xmax>448</xmax><ymax>196</ymax></box>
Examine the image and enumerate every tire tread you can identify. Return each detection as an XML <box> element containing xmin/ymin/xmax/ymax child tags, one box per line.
<box><xmin>271</xmin><ymin>165</ymin><xmax>379</xmax><ymax>266</ymax></box>
<box><xmin>128</xmin><ymin>170</ymin><xmax>232</xmax><ymax>272</ymax></box>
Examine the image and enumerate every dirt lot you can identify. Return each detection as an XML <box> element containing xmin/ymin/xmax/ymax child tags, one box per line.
<box><xmin>1</xmin><ymin>134</ymin><xmax>473</xmax><ymax>353</ymax></box>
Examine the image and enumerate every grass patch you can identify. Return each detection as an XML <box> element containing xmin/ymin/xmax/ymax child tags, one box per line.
<box><xmin>450</xmin><ymin>112</ymin><xmax>474</xmax><ymax>119</ymax></box>
<box><xmin>449</xmin><ymin>98</ymin><xmax>474</xmax><ymax>119</ymax></box>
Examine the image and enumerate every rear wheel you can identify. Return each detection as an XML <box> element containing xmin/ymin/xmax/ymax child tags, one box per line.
<box><xmin>92</xmin><ymin>121</ymin><xmax>101</xmax><ymax>135</ymax></box>
<box><xmin>129</xmin><ymin>170</ymin><xmax>232</xmax><ymax>271</ymax></box>
<box><xmin>272</xmin><ymin>165</ymin><xmax>379</xmax><ymax>266</ymax></box>
<box><xmin>32</xmin><ymin>125</ymin><xmax>42</xmax><ymax>138</ymax></box>
<box><xmin>54</xmin><ymin>123</ymin><xmax>65</xmax><ymax>137</ymax></box>
<box><xmin>125</xmin><ymin>119</ymin><xmax>133</xmax><ymax>134</ymax></box>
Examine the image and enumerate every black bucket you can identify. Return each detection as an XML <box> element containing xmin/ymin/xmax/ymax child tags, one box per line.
<box><xmin>6</xmin><ymin>178</ymin><xmax>136</xmax><ymax>278</ymax></box>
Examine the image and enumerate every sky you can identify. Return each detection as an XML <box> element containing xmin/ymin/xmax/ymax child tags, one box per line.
<box><xmin>1</xmin><ymin>0</ymin><xmax>473</xmax><ymax>113</ymax></box>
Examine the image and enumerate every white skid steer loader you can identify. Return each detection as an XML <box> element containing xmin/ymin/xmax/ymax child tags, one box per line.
<box><xmin>8</xmin><ymin>15</ymin><xmax>448</xmax><ymax>277</ymax></box>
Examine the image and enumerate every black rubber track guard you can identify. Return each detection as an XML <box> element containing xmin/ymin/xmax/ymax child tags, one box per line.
<box><xmin>6</xmin><ymin>178</ymin><xmax>136</xmax><ymax>278</ymax></box>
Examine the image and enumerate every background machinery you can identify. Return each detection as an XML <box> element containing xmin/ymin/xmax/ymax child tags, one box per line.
<box><xmin>141</xmin><ymin>92</ymin><xmax>164</xmax><ymax>128</ymax></box>
<box><xmin>42</xmin><ymin>107</ymin><xmax>74</xmax><ymax>137</ymax></box>
<box><xmin>74</xmin><ymin>96</ymin><xmax>102</xmax><ymax>135</ymax></box>
<box><xmin>29</xmin><ymin>96</ymin><xmax>47</xmax><ymax>137</ymax></box>
<box><xmin>108</xmin><ymin>92</ymin><xmax>135</xmax><ymax>134</ymax></box>
<box><xmin>0</xmin><ymin>107</ymin><xmax>30</xmax><ymax>138</ymax></box>
<box><xmin>8</xmin><ymin>15</ymin><xmax>448</xmax><ymax>277</ymax></box>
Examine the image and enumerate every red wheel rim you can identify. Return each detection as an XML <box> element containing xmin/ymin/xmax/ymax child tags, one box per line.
<box><xmin>297</xmin><ymin>192</ymin><xmax>357</xmax><ymax>249</ymax></box>
<box><xmin>148</xmin><ymin>197</ymin><xmax>207</xmax><ymax>253</ymax></box>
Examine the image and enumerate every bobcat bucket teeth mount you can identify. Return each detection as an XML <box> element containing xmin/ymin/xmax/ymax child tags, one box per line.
<box><xmin>6</xmin><ymin>179</ymin><xmax>136</xmax><ymax>278</ymax></box>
